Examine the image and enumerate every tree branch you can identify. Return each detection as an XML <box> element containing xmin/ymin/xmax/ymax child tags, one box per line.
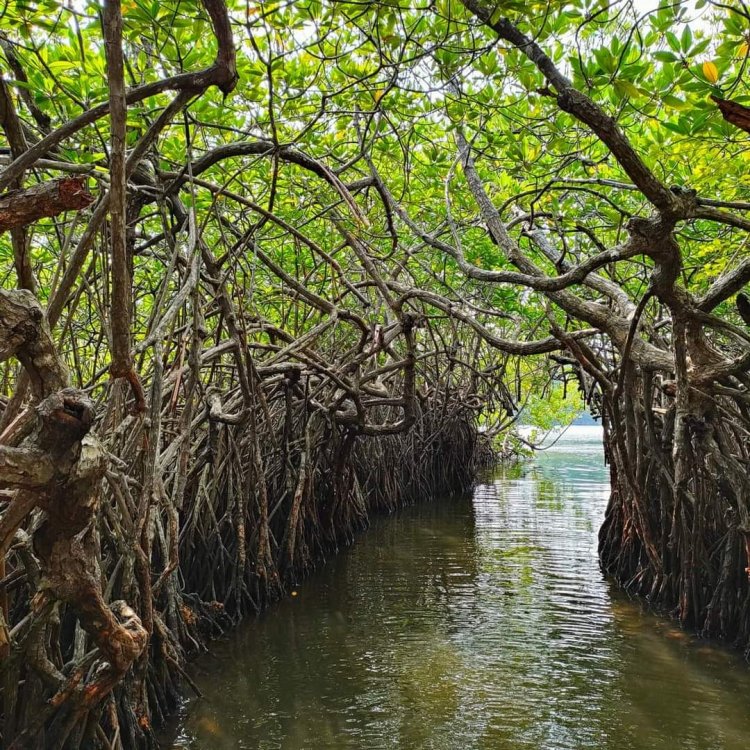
<box><xmin>0</xmin><ymin>177</ymin><xmax>93</xmax><ymax>233</ymax></box>
<box><xmin>0</xmin><ymin>0</ymin><xmax>237</xmax><ymax>192</ymax></box>
<box><xmin>459</xmin><ymin>0</ymin><xmax>675</xmax><ymax>211</ymax></box>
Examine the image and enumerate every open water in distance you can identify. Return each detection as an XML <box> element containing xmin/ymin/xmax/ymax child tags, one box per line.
<box><xmin>168</xmin><ymin>425</ymin><xmax>750</xmax><ymax>749</ymax></box>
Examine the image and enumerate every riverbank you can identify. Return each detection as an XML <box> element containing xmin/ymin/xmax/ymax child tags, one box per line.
<box><xmin>0</xmin><ymin>382</ymin><xmax>489</xmax><ymax>749</ymax></box>
<box><xmin>139</xmin><ymin>400</ymin><xmax>488</xmax><ymax>746</ymax></box>
<box><xmin>167</xmin><ymin>426</ymin><xmax>750</xmax><ymax>750</ymax></box>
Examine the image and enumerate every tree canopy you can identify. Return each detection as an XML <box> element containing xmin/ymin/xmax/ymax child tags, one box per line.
<box><xmin>3</xmin><ymin>0</ymin><xmax>750</xmax><ymax>746</ymax></box>
<box><xmin>3</xmin><ymin>0</ymin><xmax>750</xmax><ymax>412</ymax></box>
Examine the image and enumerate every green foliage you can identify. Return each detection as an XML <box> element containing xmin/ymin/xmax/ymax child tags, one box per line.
<box><xmin>525</xmin><ymin>384</ymin><xmax>585</xmax><ymax>432</ymax></box>
<box><xmin>1</xmin><ymin>0</ymin><xmax>750</xmax><ymax>414</ymax></box>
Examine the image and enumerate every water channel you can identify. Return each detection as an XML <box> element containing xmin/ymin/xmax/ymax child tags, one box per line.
<box><xmin>168</xmin><ymin>426</ymin><xmax>750</xmax><ymax>749</ymax></box>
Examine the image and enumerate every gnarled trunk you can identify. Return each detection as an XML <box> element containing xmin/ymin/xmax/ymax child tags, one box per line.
<box><xmin>0</xmin><ymin>290</ymin><xmax>147</xmax><ymax>748</ymax></box>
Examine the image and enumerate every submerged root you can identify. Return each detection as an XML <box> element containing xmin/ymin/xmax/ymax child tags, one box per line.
<box><xmin>598</xmin><ymin>371</ymin><xmax>750</xmax><ymax>650</ymax></box>
<box><xmin>0</xmin><ymin>377</ymin><xmax>486</xmax><ymax>748</ymax></box>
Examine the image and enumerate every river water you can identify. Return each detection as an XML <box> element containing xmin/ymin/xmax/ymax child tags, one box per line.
<box><xmin>168</xmin><ymin>426</ymin><xmax>750</xmax><ymax>749</ymax></box>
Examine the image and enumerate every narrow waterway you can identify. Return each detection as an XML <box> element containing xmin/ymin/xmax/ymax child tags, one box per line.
<box><xmin>168</xmin><ymin>426</ymin><xmax>750</xmax><ymax>749</ymax></box>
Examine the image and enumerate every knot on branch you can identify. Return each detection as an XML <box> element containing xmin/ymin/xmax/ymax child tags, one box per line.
<box><xmin>8</xmin><ymin>319</ymin><xmax>41</xmax><ymax>358</ymax></box>
<box><xmin>668</xmin><ymin>184</ymin><xmax>699</xmax><ymax>217</ymax></box>
<box><xmin>213</xmin><ymin>65</ymin><xmax>240</xmax><ymax>96</ymax></box>
<box><xmin>36</xmin><ymin>388</ymin><xmax>95</xmax><ymax>449</ymax></box>
<box><xmin>625</xmin><ymin>216</ymin><xmax>658</xmax><ymax>238</ymax></box>
<box><xmin>108</xmin><ymin>600</ymin><xmax>149</xmax><ymax>668</ymax></box>
<box><xmin>42</xmin><ymin>599</ymin><xmax>147</xmax><ymax>715</ymax></box>
<box><xmin>625</xmin><ymin>213</ymin><xmax>678</xmax><ymax>243</ymax></box>
<box><xmin>0</xmin><ymin>288</ymin><xmax>43</xmax><ymax>352</ymax></box>
<box><xmin>56</xmin><ymin>176</ymin><xmax>95</xmax><ymax>210</ymax></box>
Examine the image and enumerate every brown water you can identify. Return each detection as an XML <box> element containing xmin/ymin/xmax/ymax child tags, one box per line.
<box><xmin>167</xmin><ymin>426</ymin><xmax>750</xmax><ymax>750</ymax></box>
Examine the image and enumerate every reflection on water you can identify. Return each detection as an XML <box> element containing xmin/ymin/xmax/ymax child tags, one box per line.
<box><xmin>168</xmin><ymin>426</ymin><xmax>750</xmax><ymax>750</ymax></box>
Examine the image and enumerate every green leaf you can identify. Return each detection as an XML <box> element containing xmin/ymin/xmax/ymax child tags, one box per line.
<box><xmin>614</xmin><ymin>79</ymin><xmax>641</xmax><ymax>99</ymax></box>
<box><xmin>654</xmin><ymin>50</ymin><xmax>679</xmax><ymax>63</ymax></box>
<box><xmin>681</xmin><ymin>25</ymin><xmax>693</xmax><ymax>53</ymax></box>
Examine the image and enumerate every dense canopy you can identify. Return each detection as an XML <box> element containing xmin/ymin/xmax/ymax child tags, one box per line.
<box><xmin>3</xmin><ymin>0</ymin><xmax>750</xmax><ymax>746</ymax></box>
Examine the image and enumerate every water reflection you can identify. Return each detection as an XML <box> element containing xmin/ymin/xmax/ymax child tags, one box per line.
<box><xmin>168</xmin><ymin>426</ymin><xmax>750</xmax><ymax>750</ymax></box>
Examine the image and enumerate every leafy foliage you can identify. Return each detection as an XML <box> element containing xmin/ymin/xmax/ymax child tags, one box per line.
<box><xmin>5</xmin><ymin>0</ymin><xmax>750</xmax><ymax>744</ymax></box>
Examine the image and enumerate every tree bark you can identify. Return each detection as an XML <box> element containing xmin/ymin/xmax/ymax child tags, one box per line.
<box><xmin>0</xmin><ymin>177</ymin><xmax>93</xmax><ymax>233</ymax></box>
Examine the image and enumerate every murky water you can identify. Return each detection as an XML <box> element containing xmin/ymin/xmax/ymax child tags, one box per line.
<box><xmin>168</xmin><ymin>426</ymin><xmax>750</xmax><ymax>750</ymax></box>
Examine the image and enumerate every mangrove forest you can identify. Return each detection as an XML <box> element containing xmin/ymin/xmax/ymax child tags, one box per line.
<box><xmin>2</xmin><ymin>0</ymin><xmax>750</xmax><ymax>746</ymax></box>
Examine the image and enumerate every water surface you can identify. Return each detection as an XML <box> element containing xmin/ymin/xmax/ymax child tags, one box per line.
<box><xmin>169</xmin><ymin>426</ymin><xmax>750</xmax><ymax>749</ymax></box>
